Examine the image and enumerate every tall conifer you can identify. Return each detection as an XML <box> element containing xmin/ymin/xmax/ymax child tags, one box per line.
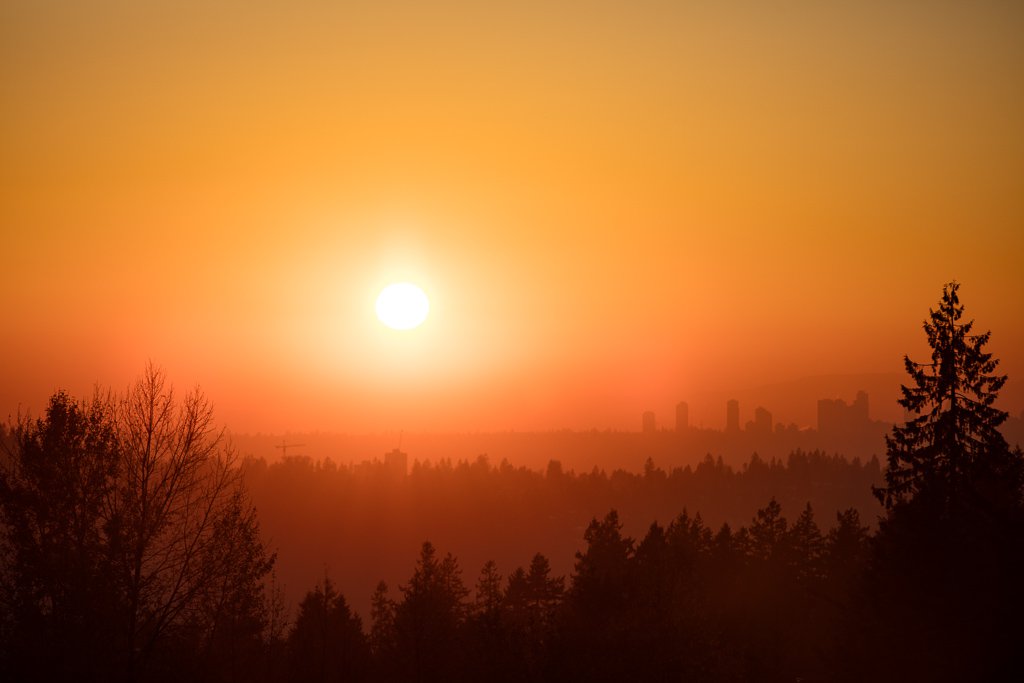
<box><xmin>876</xmin><ymin>281</ymin><xmax>1013</xmax><ymax>509</ymax></box>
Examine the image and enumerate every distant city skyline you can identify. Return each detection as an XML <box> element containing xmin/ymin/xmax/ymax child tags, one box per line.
<box><xmin>647</xmin><ymin>389</ymin><xmax>880</xmax><ymax>434</ymax></box>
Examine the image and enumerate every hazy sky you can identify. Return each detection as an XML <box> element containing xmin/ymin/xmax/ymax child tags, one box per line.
<box><xmin>3</xmin><ymin>1</ymin><xmax>1023</xmax><ymax>433</ymax></box>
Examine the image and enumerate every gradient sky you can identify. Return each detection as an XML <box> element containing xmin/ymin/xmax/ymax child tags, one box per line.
<box><xmin>3</xmin><ymin>1</ymin><xmax>1023</xmax><ymax>434</ymax></box>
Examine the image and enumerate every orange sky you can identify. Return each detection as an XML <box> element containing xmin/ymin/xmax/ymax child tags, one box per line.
<box><xmin>3</xmin><ymin>1</ymin><xmax>1023</xmax><ymax>434</ymax></box>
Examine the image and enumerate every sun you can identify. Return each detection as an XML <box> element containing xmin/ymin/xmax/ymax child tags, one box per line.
<box><xmin>375</xmin><ymin>282</ymin><xmax>430</xmax><ymax>330</ymax></box>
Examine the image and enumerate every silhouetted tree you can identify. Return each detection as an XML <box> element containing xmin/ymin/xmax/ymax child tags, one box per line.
<box><xmin>0</xmin><ymin>368</ymin><xmax>274</xmax><ymax>683</ymax></box>
<box><xmin>821</xmin><ymin>508</ymin><xmax>872</xmax><ymax>680</ymax></box>
<box><xmin>368</xmin><ymin>581</ymin><xmax>395</xmax><ymax>656</ymax></box>
<box><xmin>524</xmin><ymin>553</ymin><xmax>563</xmax><ymax>628</ymax></box>
<box><xmin>193</xmin><ymin>489</ymin><xmax>277</xmax><ymax>683</ymax></box>
<box><xmin>500</xmin><ymin>553</ymin><xmax>563</xmax><ymax>679</ymax></box>
<box><xmin>367</xmin><ymin>581</ymin><xmax>398</xmax><ymax>681</ymax></box>
<box><xmin>392</xmin><ymin>542</ymin><xmax>469</xmax><ymax>682</ymax></box>
<box><xmin>733</xmin><ymin>499</ymin><xmax>795</xmax><ymax>680</ymax></box>
<box><xmin>557</xmin><ymin>510</ymin><xmax>635</xmax><ymax>682</ymax></box>
<box><xmin>824</xmin><ymin>508</ymin><xmax>869</xmax><ymax>572</ymax></box>
<box><xmin>570</xmin><ymin>510</ymin><xmax>634</xmax><ymax>608</ymax></box>
<box><xmin>745</xmin><ymin>497</ymin><xmax>788</xmax><ymax>563</ymax></box>
<box><xmin>473</xmin><ymin>560</ymin><xmax>503</xmax><ymax>619</ymax></box>
<box><xmin>0</xmin><ymin>391</ymin><xmax>121</xmax><ymax>682</ymax></box>
<box><xmin>786</xmin><ymin>503</ymin><xmax>824</xmax><ymax>583</ymax></box>
<box><xmin>784</xmin><ymin>503</ymin><xmax>827</xmax><ymax>679</ymax></box>
<box><xmin>630</xmin><ymin>520</ymin><xmax>709</xmax><ymax>681</ymax></box>
<box><xmin>286</xmin><ymin>577</ymin><xmax>369</xmax><ymax>683</ymax></box>
<box><xmin>262</xmin><ymin>571</ymin><xmax>289</xmax><ymax>683</ymax></box>
<box><xmin>108</xmin><ymin>365</ymin><xmax>274</xmax><ymax>681</ymax></box>
<box><xmin>868</xmin><ymin>283</ymin><xmax>1024</xmax><ymax>681</ymax></box>
<box><xmin>876</xmin><ymin>281</ymin><xmax>1018</xmax><ymax>510</ymax></box>
<box><xmin>462</xmin><ymin>561</ymin><xmax>508</xmax><ymax>681</ymax></box>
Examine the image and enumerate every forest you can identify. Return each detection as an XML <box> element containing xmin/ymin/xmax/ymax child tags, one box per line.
<box><xmin>242</xmin><ymin>448</ymin><xmax>882</xmax><ymax>621</ymax></box>
<box><xmin>2</xmin><ymin>283</ymin><xmax>1023</xmax><ymax>682</ymax></box>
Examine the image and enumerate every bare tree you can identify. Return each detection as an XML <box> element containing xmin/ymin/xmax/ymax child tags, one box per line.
<box><xmin>102</xmin><ymin>363</ymin><xmax>273</xmax><ymax>679</ymax></box>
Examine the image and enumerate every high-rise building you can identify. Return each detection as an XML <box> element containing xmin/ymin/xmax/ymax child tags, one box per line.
<box><xmin>384</xmin><ymin>448</ymin><xmax>408</xmax><ymax>478</ymax></box>
<box><xmin>818</xmin><ymin>390</ymin><xmax>871</xmax><ymax>436</ymax></box>
<box><xmin>754</xmin><ymin>406</ymin><xmax>773</xmax><ymax>435</ymax></box>
<box><xmin>676</xmin><ymin>401</ymin><xmax>689</xmax><ymax>432</ymax></box>
<box><xmin>642</xmin><ymin>410</ymin><xmax>656</xmax><ymax>434</ymax></box>
<box><xmin>853</xmin><ymin>391</ymin><xmax>869</xmax><ymax>422</ymax></box>
<box><xmin>726</xmin><ymin>399</ymin><xmax>740</xmax><ymax>433</ymax></box>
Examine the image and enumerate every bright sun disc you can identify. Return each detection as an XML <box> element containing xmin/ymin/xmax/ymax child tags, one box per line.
<box><xmin>376</xmin><ymin>282</ymin><xmax>430</xmax><ymax>330</ymax></box>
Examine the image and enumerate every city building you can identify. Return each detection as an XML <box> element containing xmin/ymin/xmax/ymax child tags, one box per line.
<box><xmin>754</xmin><ymin>406</ymin><xmax>773</xmax><ymax>436</ymax></box>
<box><xmin>818</xmin><ymin>390</ymin><xmax>870</xmax><ymax>436</ymax></box>
<box><xmin>726</xmin><ymin>399</ymin><xmax>740</xmax><ymax>433</ymax></box>
<box><xmin>676</xmin><ymin>401</ymin><xmax>689</xmax><ymax>432</ymax></box>
<box><xmin>384</xmin><ymin>448</ymin><xmax>408</xmax><ymax>478</ymax></box>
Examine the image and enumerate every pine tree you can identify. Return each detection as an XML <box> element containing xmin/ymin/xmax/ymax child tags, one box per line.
<box><xmin>368</xmin><ymin>581</ymin><xmax>396</xmax><ymax>658</ymax></box>
<box><xmin>472</xmin><ymin>560</ymin><xmax>503</xmax><ymax>619</ymax></box>
<box><xmin>866</xmin><ymin>283</ymin><xmax>1024</xmax><ymax>681</ymax></box>
<box><xmin>287</xmin><ymin>577</ymin><xmax>370</xmax><ymax>683</ymax></box>
<box><xmin>746</xmin><ymin>498</ymin><xmax>788</xmax><ymax>562</ymax></box>
<box><xmin>823</xmin><ymin>508</ymin><xmax>869</xmax><ymax>580</ymax></box>
<box><xmin>525</xmin><ymin>553</ymin><xmax>564</xmax><ymax>618</ymax></box>
<box><xmin>570</xmin><ymin>510</ymin><xmax>634</xmax><ymax>609</ymax></box>
<box><xmin>787</xmin><ymin>503</ymin><xmax>824</xmax><ymax>583</ymax></box>
<box><xmin>558</xmin><ymin>511</ymin><xmax>636</xmax><ymax>682</ymax></box>
<box><xmin>876</xmin><ymin>281</ymin><xmax>1015</xmax><ymax>510</ymax></box>
<box><xmin>393</xmin><ymin>542</ymin><xmax>468</xmax><ymax>681</ymax></box>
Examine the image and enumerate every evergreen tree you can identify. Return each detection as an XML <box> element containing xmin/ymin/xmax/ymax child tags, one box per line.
<box><xmin>786</xmin><ymin>503</ymin><xmax>824</xmax><ymax>583</ymax></box>
<box><xmin>746</xmin><ymin>498</ymin><xmax>788</xmax><ymax>562</ymax></box>
<box><xmin>368</xmin><ymin>581</ymin><xmax>398</xmax><ymax>682</ymax></box>
<box><xmin>369</xmin><ymin>581</ymin><xmax>396</xmax><ymax>656</ymax></box>
<box><xmin>463</xmin><ymin>561</ymin><xmax>507</xmax><ymax>681</ymax></box>
<box><xmin>822</xmin><ymin>509</ymin><xmax>872</xmax><ymax>681</ymax></box>
<box><xmin>524</xmin><ymin>553</ymin><xmax>563</xmax><ymax>621</ymax></box>
<box><xmin>503</xmin><ymin>567</ymin><xmax>530</xmax><ymax>617</ymax></box>
<box><xmin>472</xmin><ymin>560</ymin><xmax>503</xmax><ymax>619</ymax></box>
<box><xmin>665</xmin><ymin>510</ymin><xmax>712</xmax><ymax>565</ymax></box>
<box><xmin>500</xmin><ymin>555</ymin><xmax>562</xmax><ymax>681</ymax></box>
<box><xmin>823</xmin><ymin>508</ymin><xmax>869</xmax><ymax>584</ymax></box>
<box><xmin>286</xmin><ymin>577</ymin><xmax>369</xmax><ymax>683</ymax></box>
<box><xmin>784</xmin><ymin>503</ymin><xmax>828</xmax><ymax>679</ymax></box>
<box><xmin>557</xmin><ymin>511</ymin><xmax>636</xmax><ymax>682</ymax></box>
<box><xmin>738</xmin><ymin>500</ymin><xmax>793</xmax><ymax>679</ymax></box>
<box><xmin>876</xmin><ymin>281</ymin><xmax>1016</xmax><ymax>510</ymax></box>
<box><xmin>570</xmin><ymin>510</ymin><xmax>634</xmax><ymax>606</ymax></box>
<box><xmin>867</xmin><ymin>283</ymin><xmax>1024</xmax><ymax>681</ymax></box>
<box><xmin>393</xmin><ymin>542</ymin><xmax>468</xmax><ymax>682</ymax></box>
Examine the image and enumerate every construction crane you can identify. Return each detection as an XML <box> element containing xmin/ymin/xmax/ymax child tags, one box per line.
<box><xmin>274</xmin><ymin>439</ymin><xmax>306</xmax><ymax>458</ymax></box>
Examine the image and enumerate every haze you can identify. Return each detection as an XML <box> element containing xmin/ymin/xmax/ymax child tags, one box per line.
<box><xmin>3</xmin><ymin>1</ymin><xmax>1023</xmax><ymax>434</ymax></box>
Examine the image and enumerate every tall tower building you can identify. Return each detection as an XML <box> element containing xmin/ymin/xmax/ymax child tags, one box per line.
<box><xmin>726</xmin><ymin>399</ymin><xmax>740</xmax><ymax>433</ymax></box>
<box><xmin>818</xmin><ymin>391</ymin><xmax>871</xmax><ymax>436</ymax></box>
<box><xmin>675</xmin><ymin>401</ymin><xmax>689</xmax><ymax>432</ymax></box>
<box><xmin>754</xmin><ymin>406</ymin><xmax>773</xmax><ymax>435</ymax></box>
<box><xmin>853</xmin><ymin>390</ymin><xmax>869</xmax><ymax>422</ymax></box>
<box><xmin>384</xmin><ymin>448</ymin><xmax>408</xmax><ymax>478</ymax></box>
<box><xmin>642</xmin><ymin>411</ymin><xmax>656</xmax><ymax>434</ymax></box>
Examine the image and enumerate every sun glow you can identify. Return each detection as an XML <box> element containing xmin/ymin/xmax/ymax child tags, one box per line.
<box><xmin>375</xmin><ymin>282</ymin><xmax>430</xmax><ymax>330</ymax></box>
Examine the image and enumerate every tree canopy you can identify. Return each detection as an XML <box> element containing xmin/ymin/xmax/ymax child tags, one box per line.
<box><xmin>0</xmin><ymin>366</ymin><xmax>274</xmax><ymax>683</ymax></box>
